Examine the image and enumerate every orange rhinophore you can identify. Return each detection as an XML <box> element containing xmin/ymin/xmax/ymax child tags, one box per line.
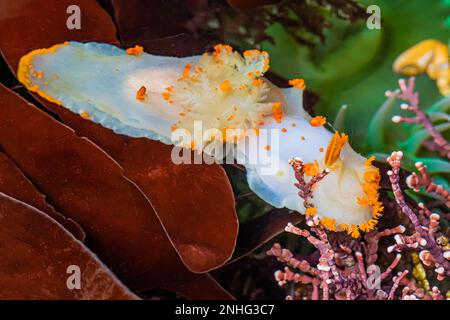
<box><xmin>324</xmin><ymin>131</ymin><xmax>348</xmax><ymax>167</ymax></box>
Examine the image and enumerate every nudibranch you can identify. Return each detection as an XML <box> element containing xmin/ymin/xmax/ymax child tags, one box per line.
<box><xmin>393</xmin><ymin>39</ymin><xmax>450</xmax><ymax>96</ymax></box>
<box><xmin>18</xmin><ymin>41</ymin><xmax>382</xmax><ymax>237</ymax></box>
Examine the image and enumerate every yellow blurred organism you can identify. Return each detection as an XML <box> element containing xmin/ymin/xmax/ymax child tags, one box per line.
<box><xmin>393</xmin><ymin>39</ymin><xmax>449</xmax><ymax>96</ymax></box>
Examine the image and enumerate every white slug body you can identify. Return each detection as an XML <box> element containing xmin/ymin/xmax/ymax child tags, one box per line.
<box><xmin>18</xmin><ymin>42</ymin><xmax>383</xmax><ymax>236</ymax></box>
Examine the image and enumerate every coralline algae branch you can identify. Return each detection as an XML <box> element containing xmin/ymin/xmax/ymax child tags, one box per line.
<box><xmin>17</xmin><ymin>41</ymin><xmax>381</xmax><ymax>232</ymax></box>
<box><xmin>389</xmin><ymin>77</ymin><xmax>450</xmax><ymax>159</ymax></box>
<box><xmin>387</xmin><ymin>151</ymin><xmax>450</xmax><ymax>280</ymax></box>
<box><xmin>268</xmin><ymin>150</ymin><xmax>449</xmax><ymax>299</ymax></box>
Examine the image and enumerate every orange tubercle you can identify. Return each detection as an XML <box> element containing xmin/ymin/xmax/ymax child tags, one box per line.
<box><xmin>126</xmin><ymin>45</ymin><xmax>144</xmax><ymax>56</ymax></box>
<box><xmin>80</xmin><ymin>112</ymin><xmax>91</xmax><ymax>120</ymax></box>
<box><xmin>310</xmin><ymin>115</ymin><xmax>327</xmax><ymax>127</ymax></box>
<box><xmin>272</xmin><ymin>102</ymin><xmax>284</xmax><ymax>123</ymax></box>
<box><xmin>289</xmin><ymin>78</ymin><xmax>306</xmax><ymax>90</ymax></box>
<box><xmin>320</xmin><ymin>217</ymin><xmax>336</xmax><ymax>231</ymax></box>
<box><xmin>324</xmin><ymin>131</ymin><xmax>348</xmax><ymax>167</ymax></box>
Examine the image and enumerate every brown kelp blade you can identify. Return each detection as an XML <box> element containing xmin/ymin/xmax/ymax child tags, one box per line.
<box><xmin>0</xmin><ymin>0</ymin><xmax>239</xmax><ymax>274</ymax></box>
<box><xmin>38</xmin><ymin>108</ymin><xmax>239</xmax><ymax>273</ymax></box>
<box><xmin>230</xmin><ymin>209</ymin><xmax>302</xmax><ymax>263</ymax></box>
<box><xmin>0</xmin><ymin>0</ymin><xmax>119</xmax><ymax>70</ymax></box>
<box><xmin>0</xmin><ymin>192</ymin><xmax>138</xmax><ymax>300</ymax></box>
<box><xmin>0</xmin><ymin>84</ymin><xmax>231</xmax><ymax>299</ymax></box>
<box><xmin>0</xmin><ymin>152</ymin><xmax>85</xmax><ymax>241</ymax></box>
<box><xmin>111</xmin><ymin>0</ymin><xmax>214</xmax><ymax>56</ymax></box>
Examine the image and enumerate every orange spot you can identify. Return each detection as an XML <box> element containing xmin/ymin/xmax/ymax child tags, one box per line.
<box><xmin>126</xmin><ymin>45</ymin><xmax>144</xmax><ymax>56</ymax></box>
<box><xmin>253</xmin><ymin>78</ymin><xmax>263</xmax><ymax>87</ymax></box>
<box><xmin>179</xmin><ymin>112</ymin><xmax>186</xmax><ymax>117</ymax></box>
<box><xmin>300</xmin><ymin>136</ymin><xmax>305</xmax><ymax>141</ymax></box>
<box><xmin>289</xmin><ymin>78</ymin><xmax>306</xmax><ymax>90</ymax></box>
<box><xmin>219</xmin><ymin>80</ymin><xmax>232</xmax><ymax>93</ymax></box>
<box><xmin>319</xmin><ymin>147</ymin><xmax>324</xmax><ymax>152</ymax></box>
<box><xmin>264</xmin><ymin>144</ymin><xmax>271</xmax><ymax>151</ymax></box>
<box><xmin>310</xmin><ymin>116</ymin><xmax>327</xmax><ymax>127</ymax></box>
<box><xmin>305</xmin><ymin>207</ymin><xmax>316</xmax><ymax>216</ymax></box>
<box><xmin>136</xmin><ymin>85</ymin><xmax>147</xmax><ymax>101</ymax></box>
<box><xmin>80</xmin><ymin>112</ymin><xmax>91</xmax><ymax>120</ymax></box>
<box><xmin>281</xmin><ymin>128</ymin><xmax>287</xmax><ymax>133</ymax></box>
<box><xmin>272</xmin><ymin>102</ymin><xmax>284</xmax><ymax>123</ymax></box>
<box><xmin>226</xmin><ymin>114</ymin><xmax>234</xmax><ymax>121</ymax></box>
<box><xmin>291</xmin><ymin>123</ymin><xmax>296</xmax><ymax>127</ymax></box>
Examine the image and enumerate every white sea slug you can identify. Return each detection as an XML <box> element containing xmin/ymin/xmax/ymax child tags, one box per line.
<box><xmin>18</xmin><ymin>42</ymin><xmax>383</xmax><ymax>237</ymax></box>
